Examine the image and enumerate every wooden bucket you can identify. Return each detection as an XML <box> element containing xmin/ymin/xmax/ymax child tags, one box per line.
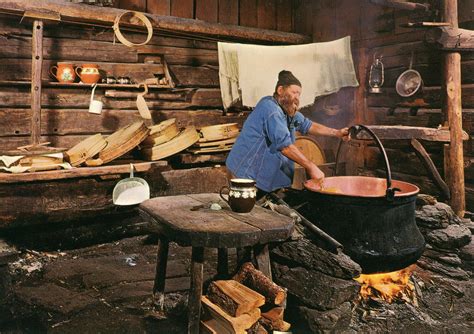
<box><xmin>198</xmin><ymin>123</ymin><xmax>240</xmax><ymax>142</ymax></box>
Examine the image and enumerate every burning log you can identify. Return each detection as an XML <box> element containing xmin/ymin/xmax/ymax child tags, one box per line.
<box><xmin>207</xmin><ymin>280</ymin><xmax>265</xmax><ymax>317</ymax></box>
<box><xmin>233</xmin><ymin>262</ymin><xmax>286</xmax><ymax>306</ymax></box>
<box><xmin>354</xmin><ymin>265</ymin><xmax>418</xmax><ymax>305</ymax></box>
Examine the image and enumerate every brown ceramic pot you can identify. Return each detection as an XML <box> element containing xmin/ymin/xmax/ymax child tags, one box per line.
<box><xmin>220</xmin><ymin>178</ymin><xmax>257</xmax><ymax>213</ymax></box>
<box><xmin>50</xmin><ymin>62</ymin><xmax>76</xmax><ymax>83</ymax></box>
<box><xmin>75</xmin><ymin>64</ymin><xmax>101</xmax><ymax>84</ymax></box>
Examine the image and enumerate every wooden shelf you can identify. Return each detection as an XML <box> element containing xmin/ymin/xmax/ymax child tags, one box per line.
<box><xmin>0</xmin><ymin>160</ymin><xmax>169</xmax><ymax>184</ymax></box>
<box><xmin>0</xmin><ymin>80</ymin><xmax>172</xmax><ymax>89</ymax></box>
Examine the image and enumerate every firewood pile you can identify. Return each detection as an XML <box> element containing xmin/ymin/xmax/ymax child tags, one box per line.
<box><xmin>201</xmin><ymin>262</ymin><xmax>290</xmax><ymax>334</ymax></box>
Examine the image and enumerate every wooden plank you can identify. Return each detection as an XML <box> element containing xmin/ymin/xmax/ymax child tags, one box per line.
<box><xmin>147</xmin><ymin>0</ymin><xmax>171</xmax><ymax>15</ymax></box>
<box><xmin>0</xmin><ymin>109</ymin><xmax>245</xmax><ymax>147</ymax></box>
<box><xmin>239</xmin><ymin>0</ymin><xmax>258</xmax><ymax>28</ymax></box>
<box><xmin>139</xmin><ymin>45</ymin><xmax>218</xmax><ymax>65</ymax></box>
<box><xmin>311</xmin><ymin>0</ymin><xmax>335</xmax><ymax>42</ymax></box>
<box><xmin>335</xmin><ymin>0</ymin><xmax>360</xmax><ymax>40</ymax></box>
<box><xmin>31</xmin><ymin>20</ymin><xmax>43</xmax><ymax>145</ymax></box>
<box><xmin>195</xmin><ymin>0</ymin><xmax>218</xmax><ymax>23</ymax></box>
<box><xmin>170</xmin><ymin>0</ymin><xmax>194</xmax><ymax>19</ymax></box>
<box><xmin>170</xmin><ymin>65</ymin><xmax>220</xmax><ymax>87</ymax></box>
<box><xmin>257</xmin><ymin>0</ymin><xmax>276</xmax><ymax>30</ymax></box>
<box><xmin>0</xmin><ymin>35</ymin><xmax>138</xmax><ymax>63</ymax></box>
<box><xmin>354</xmin><ymin>125</ymin><xmax>469</xmax><ymax>142</ymax></box>
<box><xmin>367</xmin><ymin>85</ymin><xmax>474</xmax><ymax>109</ymax></box>
<box><xmin>370</xmin><ymin>0</ymin><xmax>430</xmax><ymax>11</ymax></box>
<box><xmin>355</xmin><ymin>48</ymin><xmax>369</xmax><ymax>124</ymax></box>
<box><xmin>425</xmin><ymin>27</ymin><xmax>474</xmax><ymax>51</ymax></box>
<box><xmin>218</xmin><ymin>0</ymin><xmax>238</xmax><ymax>26</ymax></box>
<box><xmin>0</xmin><ymin>0</ymin><xmax>310</xmax><ymax>44</ymax></box>
<box><xmin>276</xmin><ymin>0</ymin><xmax>292</xmax><ymax>32</ymax></box>
<box><xmin>118</xmin><ymin>0</ymin><xmax>147</xmax><ymax>12</ymax></box>
<box><xmin>293</xmin><ymin>0</ymin><xmax>313</xmax><ymax>36</ymax></box>
<box><xmin>0</xmin><ymin>161</ymin><xmax>168</xmax><ymax>183</ymax></box>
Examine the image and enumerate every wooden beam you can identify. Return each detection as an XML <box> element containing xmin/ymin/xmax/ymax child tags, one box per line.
<box><xmin>442</xmin><ymin>0</ymin><xmax>465</xmax><ymax>216</ymax></box>
<box><xmin>411</xmin><ymin>138</ymin><xmax>450</xmax><ymax>199</ymax></box>
<box><xmin>354</xmin><ymin>125</ymin><xmax>469</xmax><ymax>142</ymax></box>
<box><xmin>425</xmin><ymin>27</ymin><xmax>474</xmax><ymax>51</ymax></box>
<box><xmin>0</xmin><ymin>0</ymin><xmax>311</xmax><ymax>44</ymax></box>
<box><xmin>30</xmin><ymin>19</ymin><xmax>42</xmax><ymax>145</ymax></box>
<box><xmin>370</xmin><ymin>0</ymin><xmax>430</xmax><ymax>11</ymax></box>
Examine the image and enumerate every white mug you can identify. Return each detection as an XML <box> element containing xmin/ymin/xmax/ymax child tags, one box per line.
<box><xmin>89</xmin><ymin>99</ymin><xmax>103</xmax><ymax>114</ymax></box>
<box><xmin>88</xmin><ymin>83</ymin><xmax>103</xmax><ymax>114</ymax></box>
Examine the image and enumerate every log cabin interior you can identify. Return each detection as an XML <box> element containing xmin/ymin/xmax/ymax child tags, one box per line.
<box><xmin>0</xmin><ymin>0</ymin><xmax>473</xmax><ymax>333</ymax></box>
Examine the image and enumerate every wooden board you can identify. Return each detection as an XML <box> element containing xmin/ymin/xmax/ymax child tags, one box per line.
<box><xmin>195</xmin><ymin>0</ymin><xmax>218</xmax><ymax>22</ymax></box>
<box><xmin>355</xmin><ymin>125</ymin><xmax>469</xmax><ymax>142</ymax></box>
<box><xmin>141</xmin><ymin>126</ymin><xmax>200</xmax><ymax>161</ymax></box>
<box><xmin>218</xmin><ymin>0</ymin><xmax>238</xmax><ymax>25</ymax></box>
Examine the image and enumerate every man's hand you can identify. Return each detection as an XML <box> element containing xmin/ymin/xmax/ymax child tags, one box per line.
<box><xmin>337</xmin><ymin>127</ymin><xmax>351</xmax><ymax>142</ymax></box>
<box><xmin>307</xmin><ymin>164</ymin><xmax>325</xmax><ymax>185</ymax></box>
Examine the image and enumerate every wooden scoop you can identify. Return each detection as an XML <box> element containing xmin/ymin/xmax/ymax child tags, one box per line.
<box><xmin>136</xmin><ymin>83</ymin><xmax>151</xmax><ymax>119</ymax></box>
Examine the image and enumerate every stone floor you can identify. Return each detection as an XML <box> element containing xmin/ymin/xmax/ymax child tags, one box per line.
<box><xmin>1</xmin><ymin>234</ymin><xmax>473</xmax><ymax>333</ymax></box>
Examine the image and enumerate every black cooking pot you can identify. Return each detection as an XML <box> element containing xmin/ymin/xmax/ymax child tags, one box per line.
<box><xmin>304</xmin><ymin>125</ymin><xmax>425</xmax><ymax>274</ymax></box>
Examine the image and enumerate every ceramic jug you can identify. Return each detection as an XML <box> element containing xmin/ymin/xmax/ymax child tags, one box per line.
<box><xmin>76</xmin><ymin>64</ymin><xmax>101</xmax><ymax>84</ymax></box>
<box><xmin>220</xmin><ymin>178</ymin><xmax>257</xmax><ymax>213</ymax></box>
<box><xmin>50</xmin><ymin>62</ymin><xmax>76</xmax><ymax>83</ymax></box>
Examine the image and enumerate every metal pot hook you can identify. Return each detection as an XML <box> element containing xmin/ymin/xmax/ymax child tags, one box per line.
<box><xmin>335</xmin><ymin>124</ymin><xmax>401</xmax><ymax>201</ymax></box>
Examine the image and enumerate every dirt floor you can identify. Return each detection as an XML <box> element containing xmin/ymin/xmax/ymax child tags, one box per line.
<box><xmin>1</xmin><ymin>235</ymin><xmax>473</xmax><ymax>333</ymax></box>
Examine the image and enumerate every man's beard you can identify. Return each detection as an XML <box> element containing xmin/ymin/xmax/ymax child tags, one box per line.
<box><xmin>278</xmin><ymin>92</ymin><xmax>299</xmax><ymax>116</ymax></box>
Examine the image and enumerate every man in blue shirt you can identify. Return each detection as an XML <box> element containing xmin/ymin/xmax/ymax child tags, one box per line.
<box><xmin>226</xmin><ymin>70</ymin><xmax>350</xmax><ymax>196</ymax></box>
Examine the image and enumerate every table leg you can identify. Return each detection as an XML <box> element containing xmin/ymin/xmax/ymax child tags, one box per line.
<box><xmin>217</xmin><ymin>248</ymin><xmax>228</xmax><ymax>278</ymax></box>
<box><xmin>254</xmin><ymin>244</ymin><xmax>272</xmax><ymax>279</ymax></box>
<box><xmin>153</xmin><ymin>236</ymin><xmax>169</xmax><ymax>310</ymax></box>
<box><xmin>188</xmin><ymin>246</ymin><xmax>204</xmax><ymax>334</ymax></box>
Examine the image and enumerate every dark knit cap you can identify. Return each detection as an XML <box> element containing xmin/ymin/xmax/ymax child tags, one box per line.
<box><xmin>276</xmin><ymin>70</ymin><xmax>301</xmax><ymax>88</ymax></box>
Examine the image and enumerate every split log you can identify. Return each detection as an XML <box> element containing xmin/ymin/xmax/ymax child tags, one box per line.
<box><xmin>246</xmin><ymin>320</ymin><xmax>267</xmax><ymax>334</ymax></box>
<box><xmin>425</xmin><ymin>27</ymin><xmax>474</xmax><ymax>51</ymax></box>
<box><xmin>233</xmin><ymin>262</ymin><xmax>286</xmax><ymax>306</ymax></box>
<box><xmin>259</xmin><ymin>307</ymin><xmax>291</xmax><ymax>332</ymax></box>
<box><xmin>207</xmin><ymin>280</ymin><xmax>265</xmax><ymax>317</ymax></box>
<box><xmin>201</xmin><ymin>296</ymin><xmax>261</xmax><ymax>334</ymax></box>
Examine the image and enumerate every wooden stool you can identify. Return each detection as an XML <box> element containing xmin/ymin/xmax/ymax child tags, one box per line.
<box><xmin>139</xmin><ymin>193</ymin><xmax>294</xmax><ymax>334</ymax></box>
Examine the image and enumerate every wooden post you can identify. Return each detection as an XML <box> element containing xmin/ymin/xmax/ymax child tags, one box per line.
<box><xmin>442</xmin><ymin>0</ymin><xmax>465</xmax><ymax>216</ymax></box>
<box><xmin>355</xmin><ymin>47</ymin><xmax>369</xmax><ymax>124</ymax></box>
<box><xmin>31</xmin><ymin>20</ymin><xmax>43</xmax><ymax>145</ymax></box>
<box><xmin>153</xmin><ymin>237</ymin><xmax>169</xmax><ymax>310</ymax></box>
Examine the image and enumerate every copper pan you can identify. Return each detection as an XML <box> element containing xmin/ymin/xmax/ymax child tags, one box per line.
<box><xmin>305</xmin><ymin>176</ymin><xmax>419</xmax><ymax>198</ymax></box>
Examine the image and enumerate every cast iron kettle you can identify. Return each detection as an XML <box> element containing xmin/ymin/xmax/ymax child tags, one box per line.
<box><xmin>304</xmin><ymin>125</ymin><xmax>425</xmax><ymax>274</ymax></box>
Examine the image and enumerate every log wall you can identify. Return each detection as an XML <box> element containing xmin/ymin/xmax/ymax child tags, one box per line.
<box><xmin>308</xmin><ymin>0</ymin><xmax>474</xmax><ymax>211</ymax></box>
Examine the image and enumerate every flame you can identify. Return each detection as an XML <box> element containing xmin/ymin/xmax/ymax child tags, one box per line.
<box><xmin>354</xmin><ymin>265</ymin><xmax>417</xmax><ymax>304</ymax></box>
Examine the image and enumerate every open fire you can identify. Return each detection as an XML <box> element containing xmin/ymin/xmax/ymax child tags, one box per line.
<box><xmin>354</xmin><ymin>265</ymin><xmax>418</xmax><ymax>305</ymax></box>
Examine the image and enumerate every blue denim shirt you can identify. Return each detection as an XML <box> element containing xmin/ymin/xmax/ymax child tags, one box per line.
<box><xmin>226</xmin><ymin>96</ymin><xmax>312</xmax><ymax>192</ymax></box>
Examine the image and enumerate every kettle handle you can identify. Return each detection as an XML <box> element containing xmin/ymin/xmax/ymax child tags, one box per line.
<box><xmin>219</xmin><ymin>186</ymin><xmax>230</xmax><ymax>203</ymax></box>
<box><xmin>335</xmin><ymin>124</ymin><xmax>400</xmax><ymax>201</ymax></box>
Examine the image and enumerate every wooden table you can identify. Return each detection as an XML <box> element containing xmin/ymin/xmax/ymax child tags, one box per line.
<box><xmin>139</xmin><ymin>193</ymin><xmax>294</xmax><ymax>334</ymax></box>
